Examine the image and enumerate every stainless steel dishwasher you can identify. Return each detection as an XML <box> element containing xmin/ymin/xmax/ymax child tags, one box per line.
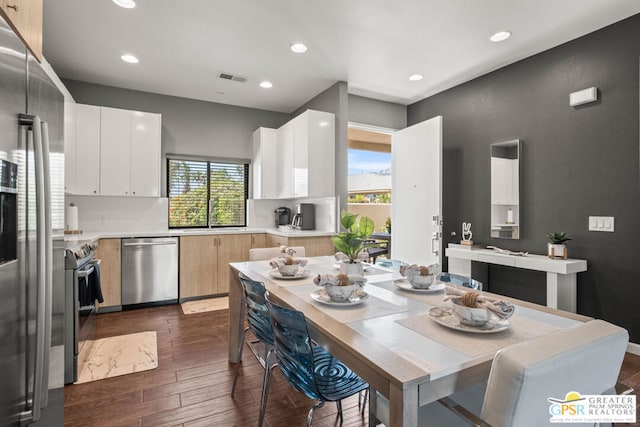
<box><xmin>121</xmin><ymin>237</ymin><xmax>179</xmax><ymax>306</ymax></box>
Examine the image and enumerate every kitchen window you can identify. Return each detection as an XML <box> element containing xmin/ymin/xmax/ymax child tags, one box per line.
<box><xmin>167</xmin><ymin>157</ymin><xmax>249</xmax><ymax>228</ymax></box>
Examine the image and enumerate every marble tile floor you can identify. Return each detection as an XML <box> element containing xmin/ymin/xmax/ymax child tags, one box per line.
<box><xmin>76</xmin><ymin>331</ymin><xmax>158</xmax><ymax>384</ymax></box>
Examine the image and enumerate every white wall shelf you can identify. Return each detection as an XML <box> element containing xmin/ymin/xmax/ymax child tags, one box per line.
<box><xmin>446</xmin><ymin>245</ymin><xmax>587</xmax><ymax>313</ymax></box>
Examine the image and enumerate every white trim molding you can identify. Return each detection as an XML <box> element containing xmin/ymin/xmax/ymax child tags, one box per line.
<box><xmin>627</xmin><ymin>341</ymin><xmax>640</xmax><ymax>356</ymax></box>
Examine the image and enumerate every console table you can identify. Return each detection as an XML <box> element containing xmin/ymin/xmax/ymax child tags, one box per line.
<box><xmin>445</xmin><ymin>245</ymin><xmax>587</xmax><ymax>313</ymax></box>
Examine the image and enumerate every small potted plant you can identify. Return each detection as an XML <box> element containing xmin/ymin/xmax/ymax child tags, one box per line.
<box><xmin>332</xmin><ymin>211</ymin><xmax>374</xmax><ymax>274</ymax></box>
<box><xmin>546</xmin><ymin>232</ymin><xmax>571</xmax><ymax>259</ymax></box>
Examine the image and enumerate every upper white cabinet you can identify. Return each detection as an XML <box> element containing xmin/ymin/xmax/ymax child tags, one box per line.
<box><xmin>274</xmin><ymin>109</ymin><xmax>335</xmax><ymax>199</ymax></box>
<box><xmin>130</xmin><ymin>111</ymin><xmax>161</xmax><ymax>197</ymax></box>
<box><xmin>100</xmin><ymin>107</ymin><xmax>131</xmax><ymax>196</ymax></box>
<box><xmin>73</xmin><ymin>104</ymin><xmax>101</xmax><ymax>195</ymax></box>
<box><xmin>67</xmin><ymin>104</ymin><xmax>161</xmax><ymax>197</ymax></box>
<box><xmin>252</xmin><ymin>127</ymin><xmax>278</xmax><ymax>199</ymax></box>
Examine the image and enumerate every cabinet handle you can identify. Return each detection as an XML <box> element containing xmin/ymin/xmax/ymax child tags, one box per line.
<box><xmin>6</xmin><ymin>4</ymin><xmax>18</xmax><ymax>11</ymax></box>
<box><xmin>93</xmin><ymin>190</ymin><xmax>97</xmax><ymax>194</ymax></box>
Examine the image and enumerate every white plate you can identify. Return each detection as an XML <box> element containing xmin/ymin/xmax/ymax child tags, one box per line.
<box><xmin>393</xmin><ymin>281</ymin><xmax>446</xmax><ymax>293</ymax></box>
<box><xmin>268</xmin><ymin>270</ymin><xmax>312</xmax><ymax>280</ymax></box>
<box><xmin>332</xmin><ymin>262</ymin><xmax>371</xmax><ymax>271</ymax></box>
<box><xmin>310</xmin><ymin>288</ymin><xmax>369</xmax><ymax>306</ymax></box>
<box><xmin>428</xmin><ymin>305</ymin><xmax>510</xmax><ymax>333</ymax></box>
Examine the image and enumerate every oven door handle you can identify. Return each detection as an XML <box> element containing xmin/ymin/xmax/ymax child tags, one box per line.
<box><xmin>77</xmin><ymin>266</ymin><xmax>95</xmax><ymax>278</ymax></box>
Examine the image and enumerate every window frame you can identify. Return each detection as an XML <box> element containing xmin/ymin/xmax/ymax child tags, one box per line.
<box><xmin>166</xmin><ymin>155</ymin><xmax>249</xmax><ymax>229</ymax></box>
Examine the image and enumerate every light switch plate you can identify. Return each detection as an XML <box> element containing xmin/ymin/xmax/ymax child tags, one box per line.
<box><xmin>589</xmin><ymin>216</ymin><xmax>614</xmax><ymax>232</ymax></box>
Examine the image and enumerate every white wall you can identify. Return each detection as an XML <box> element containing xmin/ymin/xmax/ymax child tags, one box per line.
<box><xmin>66</xmin><ymin>195</ymin><xmax>168</xmax><ymax>232</ymax></box>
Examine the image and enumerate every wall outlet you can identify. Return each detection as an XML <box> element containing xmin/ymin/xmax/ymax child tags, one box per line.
<box><xmin>100</xmin><ymin>215</ymin><xmax>106</xmax><ymax>225</ymax></box>
<box><xmin>588</xmin><ymin>216</ymin><xmax>614</xmax><ymax>232</ymax></box>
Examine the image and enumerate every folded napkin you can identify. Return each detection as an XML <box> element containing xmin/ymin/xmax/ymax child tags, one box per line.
<box><xmin>443</xmin><ymin>285</ymin><xmax>515</xmax><ymax>319</ymax></box>
<box><xmin>269</xmin><ymin>257</ymin><xmax>308</xmax><ymax>269</ymax></box>
<box><xmin>400</xmin><ymin>263</ymin><xmax>440</xmax><ymax>280</ymax></box>
<box><xmin>278</xmin><ymin>246</ymin><xmax>299</xmax><ymax>257</ymax></box>
<box><xmin>313</xmin><ymin>273</ymin><xmax>366</xmax><ymax>287</ymax></box>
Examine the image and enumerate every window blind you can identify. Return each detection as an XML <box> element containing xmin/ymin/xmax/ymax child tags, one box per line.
<box><xmin>167</xmin><ymin>158</ymin><xmax>248</xmax><ymax>228</ymax></box>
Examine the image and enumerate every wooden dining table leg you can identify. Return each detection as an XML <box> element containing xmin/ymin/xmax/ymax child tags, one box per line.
<box><xmin>388</xmin><ymin>382</ymin><xmax>418</xmax><ymax>427</ymax></box>
<box><xmin>228</xmin><ymin>268</ymin><xmax>244</xmax><ymax>363</ymax></box>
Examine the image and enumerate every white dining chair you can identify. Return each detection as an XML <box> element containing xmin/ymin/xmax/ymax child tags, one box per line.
<box><xmin>372</xmin><ymin>319</ymin><xmax>629</xmax><ymax>426</ymax></box>
<box><xmin>249</xmin><ymin>246</ymin><xmax>306</xmax><ymax>261</ymax></box>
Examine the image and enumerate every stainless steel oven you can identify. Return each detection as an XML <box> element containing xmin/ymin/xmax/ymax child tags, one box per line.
<box><xmin>64</xmin><ymin>241</ymin><xmax>99</xmax><ymax>384</ymax></box>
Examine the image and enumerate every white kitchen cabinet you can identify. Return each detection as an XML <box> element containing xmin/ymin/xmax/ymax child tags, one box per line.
<box><xmin>69</xmin><ymin>104</ymin><xmax>161</xmax><ymax>197</ymax></box>
<box><xmin>63</xmin><ymin>101</ymin><xmax>77</xmax><ymax>193</ymax></box>
<box><xmin>252</xmin><ymin>127</ymin><xmax>278</xmax><ymax>199</ymax></box>
<box><xmin>74</xmin><ymin>104</ymin><xmax>101</xmax><ymax>195</ymax></box>
<box><xmin>275</xmin><ymin>109</ymin><xmax>335</xmax><ymax>199</ymax></box>
<box><xmin>100</xmin><ymin>107</ymin><xmax>131</xmax><ymax>196</ymax></box>
<box><xmin>276</xmin><ymin>120</ymin><xmax>294</xmax><ymax>198</ymax></box>
<box><xmin>130</xmin><ymin>111</ymin><xmax>161</xmax><ymax>196</ymax></box>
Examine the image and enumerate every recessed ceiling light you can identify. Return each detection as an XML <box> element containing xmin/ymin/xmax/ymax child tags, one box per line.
<box><xmin>409</xmin><ymin>74</ymin><xmax>423</xmax><ymax>82</ymax></box>
<box><xmin>259</xmin><ymin>81</ymin><xmax>273</xmax><ymax>89</ymax></box>
<box><xmin>290</xmin><ymin>43</ymin><xmax>308</xmax><ymax>53</ymax></box>
<box><xmin>121</xmin><ymin>54</ymin><xmax>139</xmax><ymax>64</ymax></box>
<box><xmin>490</xmin><ymin>31</ymin><xmax>511</xmax><ymax>42</ymax></box>
<box><xmin>113</xmin><ymin>0</ymin><xmax>135</xmax><ymax>8</ymax></box>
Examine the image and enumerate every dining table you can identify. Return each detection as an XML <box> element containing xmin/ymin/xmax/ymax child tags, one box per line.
<box><xmin>227</xmin><ymin>256</ymin><xmax>591</xmax><ymax>427</ymax></box>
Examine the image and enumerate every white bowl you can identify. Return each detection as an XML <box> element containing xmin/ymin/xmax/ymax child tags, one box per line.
<box><xmin>451</xmin><ymin>298</ymin><xmax>490</xmax><ymax>326</ymax></box>
<box><xmin>409</xmin><ymin>274</ymin><xmax>434</xmax><ymax>289</ymax></box>
<box><xmin>278</xmin><ymin>264</ymin><xmax>300</xmax><ymax>276</ymax></box>
<box><xmin>325</xmin><ymin>284</ymin><xmax>358</xmax><ymax>302</ymax></box>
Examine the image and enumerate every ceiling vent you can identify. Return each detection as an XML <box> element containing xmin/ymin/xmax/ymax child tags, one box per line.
<box><xmin>218</xmin><ymin>72</ymin><xmax>247</xmax><ymax>83</ymax></box>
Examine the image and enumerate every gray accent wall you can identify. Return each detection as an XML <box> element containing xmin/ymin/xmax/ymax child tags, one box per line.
<box><xmin>62</xmin><ymin>79</ymin><xmax>291</xmax><ymax>195</ymax></box>
<box><xmin>407</xmin><ymin>14</ymin><xmax>640</xmax><ymax>341</ymax></box>
<box><xmin>293</xmin><ymin>81</ymin><xmax>349</xmax><ymax>211</ymax></box>
<box><xmin>348</xmin><ymin>94</ymin><xmax>407</xmax><ymax>130</ymax></box>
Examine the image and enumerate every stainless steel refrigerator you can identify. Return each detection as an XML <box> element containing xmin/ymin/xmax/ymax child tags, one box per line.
<box><xmin>0</xmin><ymin>15</ymin><xmax>65</xmax><ymax>427</ymax></box>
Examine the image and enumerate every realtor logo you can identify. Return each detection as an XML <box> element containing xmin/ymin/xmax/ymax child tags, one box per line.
<box><xmin>548</xmin><ymin>391</ymin><xmax>636</xmax><ymax>423</ymax></box>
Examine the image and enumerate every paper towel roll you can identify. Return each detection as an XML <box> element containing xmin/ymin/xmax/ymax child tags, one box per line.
<box><xmin>66</xmin><ymin>203</ymin><xmax>79</xmax><ymax>231</ymax></box>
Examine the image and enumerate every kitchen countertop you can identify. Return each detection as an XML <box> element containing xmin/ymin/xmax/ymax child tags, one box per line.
<box><xmin>63</xmin><ymin>227</ymin><xmax>336</xmax><ymax>245</ymax></box>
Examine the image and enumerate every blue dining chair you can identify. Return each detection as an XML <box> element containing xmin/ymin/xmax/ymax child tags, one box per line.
<box><xmin>437</xmin><ymin>272</ymin><xmax>483</xmax><ymax>291</ymax></box>
<box><xmin>231</xmin><ymin>273</ymin><xmax>276</xmax><ymax>427</ymax></box>
<box><xmin>265</xmin><ymin>294</ymin><xmax>369</xmax><ymax>426</ymax></box>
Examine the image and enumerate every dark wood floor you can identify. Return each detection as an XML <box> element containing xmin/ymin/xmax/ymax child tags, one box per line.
<box><xmin>64</xmin><ymin>304</ymin><xmax>640</xmax><ymax>427</ymax></box>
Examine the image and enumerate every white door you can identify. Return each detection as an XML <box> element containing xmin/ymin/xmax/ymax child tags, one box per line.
<box><xmin>100</xmin><ymin>107</ymin><xmax>131</xmax><ymax>196</ymax></box>
<box><xmin>391</xmin><ymin>115</ymin><xmax>442</xmax><ymax>266</ymax></box>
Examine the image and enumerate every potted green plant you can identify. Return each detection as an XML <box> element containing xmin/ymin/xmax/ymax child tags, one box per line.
<box><xmin>332</xmin><ymin>211</ymin><xmax>375</xmax><ymax>274</ymax></box>
<box><xmin>546</xmin><ymin>232</ymin><xmax>571</xmax><ymax>259</ymax></box>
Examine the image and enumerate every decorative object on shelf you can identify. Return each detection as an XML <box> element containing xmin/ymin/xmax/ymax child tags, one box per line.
<box><xmin>506</xmin><ymin>208</ymin><xmax>514</xmax><ymax>224</ymax></box>
<box><xmin>460</xmin><ymin>221</ymin><xmax>473</xmax><ymax>246</ymax></box>
<box><xmin>313</xmin><ymin>273</ymin><xmax>367</xmax><ymax>302</ymax></box>
<box><xmin>486</xmin><ymin>246</ymin><xmax>528</xmax><ymax>256</ymax></box>
<box><xmin>332</xmin><ymin>210</ymin><xmax>374</xmax><ymax>274</ymax></box>
<box><xmin>546</xmin><ymin>232</ymin><xmax>571</xmax><ymax>259</ymax></box>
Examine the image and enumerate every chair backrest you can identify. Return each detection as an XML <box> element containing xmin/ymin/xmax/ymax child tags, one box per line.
<box><xmin>265</xmin><ymin>294</ymin><xmax>322</xmax><ymax>401</ymax></box>
<box><xmin>249</xmin><ymin>246</ymin><xmax>306</xmax><ymax>261</ymax></box>
<box><xmin>437</xmin><ymin>272</ymin><xmax>483</xmax><ymax>291</ymax></box>
<box><xmin>481</xmin><ymin>319</ymin><xmax>628</xmax><ymax>427</ymax></box>
<box><xmin>238</xmin><ymin>273</ymin><xmax>273</xmax><ymax>345</ymax></box>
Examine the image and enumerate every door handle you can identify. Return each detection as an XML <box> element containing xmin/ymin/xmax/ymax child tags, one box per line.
<box><xmin>123</xmin><ymin>241</ymin><xmax>177</xmax><ymax>247</ymax></box>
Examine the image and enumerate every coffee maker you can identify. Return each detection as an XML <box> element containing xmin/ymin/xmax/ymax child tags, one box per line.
<box><xmin>291</xmin><ymin>203</ymin><xmax>315</xmax><ymax>230</ymax></box>
<box><xmin>274</xmin><ymin>207</ymin><xmax>291</xmax><ymax>228</ymax></box>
